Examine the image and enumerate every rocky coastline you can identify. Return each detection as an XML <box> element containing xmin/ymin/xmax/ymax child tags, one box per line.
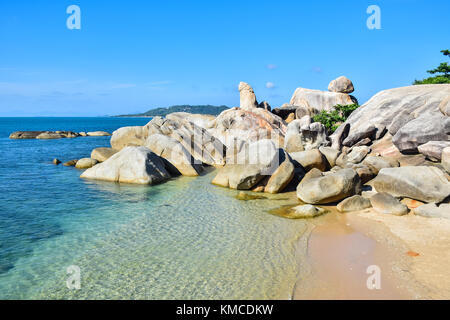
<box><xmin>10</xmin><ymin>79</ymin><xmax>450</xmax><ymax>218</ymax></box>
<box><xmin>9</xmin><ymin>77</ymin><xmax>450</xmax><ymax>298</ymax></box>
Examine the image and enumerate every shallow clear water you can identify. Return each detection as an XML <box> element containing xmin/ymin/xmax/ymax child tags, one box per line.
<box><xmin>0</xmin><ymin>117</ymin><xmax>308</xmax><ymax>299</ymax></box>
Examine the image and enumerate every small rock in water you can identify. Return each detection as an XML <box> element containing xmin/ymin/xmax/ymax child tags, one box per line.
<box><xmin>370</xmin><ymin>193</ymin><xmax>408</xmax><ymax>216</ymax></box>
<box><xmin>75</xmin><ymin>158</ymin><xmax>99</xmax><ymax>169</ymax></box>
<box><xmin>52</xmin><ymin>158</ymin><xmax>61</xmax><ymax>165</ymax></box>
<box><xmin>235</xmin><ymin>192</ymin><xmax>267</xmax><ymax>201</ymax></box>
<box><xmin>87</xmin><ymin>131</ymin><xmax>111</xmax><ymax>136</ymax></box>
<box><xmin>288</xmin><ymin>205</ymin><xmax>327</xmax><ymax>219</ymax></box>
<box><xmin>63</xmin><ymin>159</ymin><xmax>78</xmax><ymax>167</ymax></box>
<box><xmin>36</xmin><ymin>132</ymin><xmax>64</xmax><ymax>140</ymax></box>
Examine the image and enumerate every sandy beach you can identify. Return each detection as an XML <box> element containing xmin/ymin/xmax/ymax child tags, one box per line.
<box><xmin>295</xmin><ymin>206</ymin><xmax>450</xmax><ymax>300</ymax></box>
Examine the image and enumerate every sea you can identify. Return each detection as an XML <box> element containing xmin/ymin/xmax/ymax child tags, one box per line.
<box><xmin>0</xmin><ymin>117</ymin><xmax>309</xmax><ymax>299</ymax></box>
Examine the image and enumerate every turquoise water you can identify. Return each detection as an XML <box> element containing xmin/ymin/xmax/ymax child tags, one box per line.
<box><xmin>0</xmin><ymin>117</ymin><xmax>308</xmax><ymax>299</ymax></box>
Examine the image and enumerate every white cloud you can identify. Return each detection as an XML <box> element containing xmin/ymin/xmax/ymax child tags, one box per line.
<box><xmin>265</xmin><ymin>82</ymin><xmax>276</xmax><ymax>89</ymax></box>
<box><xmin>267</xmin><ymin>64</ymin><xmax>277</xmax><ymax>70</ymax></box>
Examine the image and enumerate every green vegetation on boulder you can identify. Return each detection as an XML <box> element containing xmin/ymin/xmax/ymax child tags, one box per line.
<box><xmin>312</xmin><ymin>103</ymin><xmax>359</xmax><ymax>133</ymax></box>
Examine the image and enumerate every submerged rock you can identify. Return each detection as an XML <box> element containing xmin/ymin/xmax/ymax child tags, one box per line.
<box><xmin>337</xmin><ymin>195</ymin><xmax>372</xmax><ymax>212</ymax></box>
<box><xmin>87</xmin><ymin>131</ymin><xmax>111</xmax><ymax>137</ymax></box>
<box><xmin>297</xmin><ymin>168</ymin><xmax>361</xmax><ymax>204</ymax></box>
<box><xmin>289</xmin><ymin>205</ymin><xmax>327</xmax><ymax>218</ymax></box>
<box><xmin>10</xmin><ymin>131</ymin><xmax>80</xmax><ymax>139</ymax></box>
<box><xmin>36</xmin><ymin>132</ymin><xmax>65</xmax><ymax>139</ymax></box>
<box><xmin>235</xmin><ymin>191</ymin><xmax>267</xmax><ymax>201</ymax></box>
<box><xmin>370</xmin><ymin>193</ymin><xmax>408</xmax><ymax>216</ymax></box>
<box><xmin>373</xmin><ymin>166</ymin><xmax>450</xmax><ymax>203</ymax></box>
<box><xmin>75</xmin><ymin>158</ymin><xmax>98</xmax><ymax>169</ymax></box>
<box><xmin>81</xmin><ymin>146</ymin><xmax>171</xmax><ymax>185</ymax></box>
<box><xmin>63</xmin><ymin>159</ymin><xmax>78</xmax><ymax>167</ymax></box>
<box><xmin>9</xmin><ymin>131</ymin><xmax>46</xmax><ymax>139</ymax></box>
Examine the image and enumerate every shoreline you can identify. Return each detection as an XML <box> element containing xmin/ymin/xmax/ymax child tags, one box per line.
<box><xmin>294</xmin><ymin>206</ymin><xmax>450</xmax><ymax>300</ymax></box>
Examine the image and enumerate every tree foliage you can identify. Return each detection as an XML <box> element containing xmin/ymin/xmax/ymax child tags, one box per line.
<box><xmin>312</xmin><ymin>104</ymin><xmax>360</xmax><ymax>133</ymax></box>
<box><xmin>117</xmin><ymin>105</ymin><xmax>229</xmax><ymax>117</ymax></box>
<box><xmin>414</xmin><ymin>49</ymin><xmax>450</xmax><ymax>84</ymax></box>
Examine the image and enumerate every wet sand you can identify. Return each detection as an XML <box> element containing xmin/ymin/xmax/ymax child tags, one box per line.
<box><xmin>293</xmin><ymin>206</ymin><xmax>450</xmax><ymax>300</ymax></box>
<box><xmin>355</xmin><ymin>209</ymin><xmax>450</xmax><ymax>299</ymax></box>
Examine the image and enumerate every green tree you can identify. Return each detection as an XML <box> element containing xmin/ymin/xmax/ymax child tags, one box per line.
<box><xmin>414</xmin><ymin>49</ymin><xmax>450</xmax><ymax>84</ymax></box>
<box><xmin>312</xmin><ymin>104</ymin><xmax>359</xmax><ymax>133</ymax></box>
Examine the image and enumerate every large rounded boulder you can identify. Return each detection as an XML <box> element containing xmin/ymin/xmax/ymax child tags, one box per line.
<box><xmin>81</xmin><ymin>146</ymin><xmax>171</xmax><ymax>185</ymax></box>
<box><xmin>372</xmin><ymin>166</ymin><xmax>450</xmax><ymax>203</ymax></box>
<box><xmin>145</xmin><ymin>134</ymin><xmax>202</xmax><ymax>176</ymax></box>
<box><xmin>212</xmin><ymin>139</ymin><xmax>283</xmax><ymax>190</ymax></box>
<box><xmin>296</xmin><ymin>168</ymin><xmax>362</xmax><ymax>204</ymax></box>
<box><xmin>332</xmin><ymin>84</ymin><xmax>450</xmax><ymax>151</ymax></box>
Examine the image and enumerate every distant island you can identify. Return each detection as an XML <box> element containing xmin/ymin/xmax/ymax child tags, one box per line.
<box><xmin>116</xmin><ymin>105</ymin><xmax>229</xmax><ymax>117</ymax></box>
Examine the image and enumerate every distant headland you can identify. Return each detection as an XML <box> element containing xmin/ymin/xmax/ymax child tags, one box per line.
<box><xmin>115</xmin><ymin>105</ymin><xmax>229</xmax><ymax>117</ymax></box>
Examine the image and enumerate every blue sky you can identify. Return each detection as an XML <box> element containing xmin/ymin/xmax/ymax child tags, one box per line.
<box><xmin>0</xmin><ymin>0</ymin><xmax>449</xmax><ymax>116</ymax></box>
